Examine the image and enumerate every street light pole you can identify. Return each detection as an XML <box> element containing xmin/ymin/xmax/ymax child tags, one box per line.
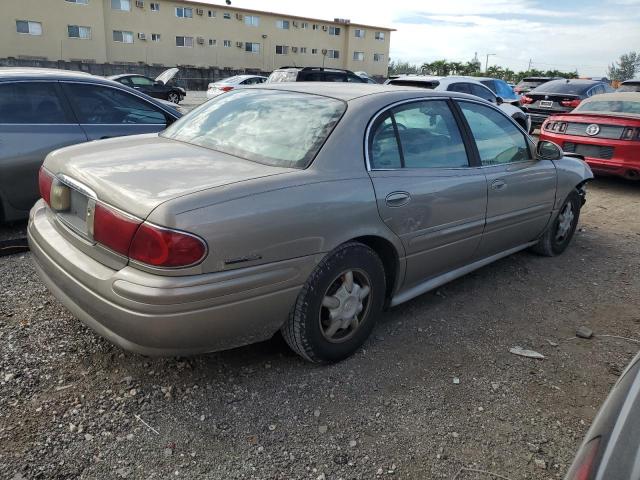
<box><xmin>485</xmin><ymin>53</ymin><xmax>496</xmax><ymax>73</ymax></box>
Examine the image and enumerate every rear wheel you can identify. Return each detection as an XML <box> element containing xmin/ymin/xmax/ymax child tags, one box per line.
<box><xmin>531</xmin><ymin>190</ymin><xmax>581</xmax><ymax>256</ymax></box>
<box><xmin>282</xmin><ymin>242</ymin><xmax>385</xmax><ymax>363</ymax></box>
<box><xmin>167</xmin><ymin>92</ymin><xmax>180</xmax><ymax>104</ymax></box>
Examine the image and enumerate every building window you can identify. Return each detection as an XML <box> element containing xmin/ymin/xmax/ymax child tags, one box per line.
<box><xmin>373</xmin><ymin>53</ymin><xmax>384</xmax><ymax>62</ymax></box>
<box><xmin>353</xmin><ymin>51</ymin><xmax>364</xmax><ymax>61</ymax></box>
<box><xmin>328</xmin><ymin>26</ymin><xmax>341</xmax><ymax>36</ymax></box>
<box><xmin>276</xmin><ymin>20</ymin><xmax>289</xmax><ymax>29</ymax></box>
<box><xmin>311</xmin><ymin>48</ymin><xmax>318</xmax><ymax>54</ymax></box>
<box><xmin>300</xmin><ymin>47</ymin><xmax>307</xmax><ymax>54</ymax></box>
<box><xmin>375</xmin><ymin>31</ymin><xmax>385</xmax><ymax>40</ymax></box>
<box><xmin>175</xmin><ymin>36</ymin><xmax>193</xmax><ymax>47</ymax></box>
<box><xmin>151</xmin><ymin>33</ymin><xmax>161</xmax><ymax>42</ymax></box>
<box><xmin>111</xmin><ymin>0</ymin><xmax>130</xmax><ymax>11</ymax></box>
<box><xmin>223</xmin><ymin>12</ymin><xmax>231</xmax><ymax>19</ymax></box>
<box><xmin>327</xmin><ymin>49</ymin><xmax>339</xmax><ymax>59</ymax></box>
<box><xmin>301</xmin><ymin>22</ymin><xmax>309</xmax><ymax>29</ymax></box>
<box><xmin>354</xmin><ymin>29</ymin><xmax>365</xmax><ymax>38</ymax></box>
<box><xmin>176</xmin><ymin>7</ymin><xmax>192</xmax><ymax>18</ymax></box>
<box><xmin>68</xmin><ymin>25</ymin><xmax>92</xmax><ymax>39</ymax></box>
<box><xmin>209</xmin><ymin>38</ymin><xmax>216</xmax><ymax>46</ymax></box>
<box><xmin>113</xmin><ymin>30</ymin><xmax>133</xmax><ymax>43</ymax></box>
<box><xmin>66</xmin><ymin>0</ymin><xmax>89</xmax><ymax>4</ymax></box>
<box><xmin>208</xmin><ymin>10</ymin><xmax>215</xmax><ymax>17</ymax></box>
<box><xmin>223</xmin><ymin>39</ymin><xmax>231</xmax><ymax>47</ymax></box>
<box><xmin>16</xmin><ymin>20</ymin><xmax>42</xmax><ymax>35</ymax></box>
<box><xmin>244</xmin><ymin>15</ymin><xmax>259</xmax><ymax>26</ymax></box>
<box><xmin>275</xmin><ymin>45</ymin><xmax>289</xmax><ymax>55</ymax></box>
<box><xmin>245</xmin><ymin>42</ymin><xmax>260</xmax><ymax>53</ymax></box>
<box><xmin>150</xmin><ymin>2</ymin><xmax>159</xmax><ymax>11</ymax></box>
<box><xmin>312</xmin><ymin>24</ymin><xmax>319</xmax><ymax>30</ymax></box>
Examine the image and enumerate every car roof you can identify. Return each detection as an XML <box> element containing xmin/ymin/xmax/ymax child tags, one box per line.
<box><xmin>621</xmin><ymin>79</ymin><xmax>640</xmax><ymax>84</ymax></box>
<box><xmin>274</xmin><ymin>67</ymin><xmax>357</xmax><ymax>74</ymax></box>
<box><xmin>108</xmin><ymin>73</ymin><xmax>149</xmax><ymax>80</ymax></box>
<box><xmin>521</xmin><ymin>76</ymin><xmax>560</xmax><ymax>81</ymax></box>
<box><xmin>242</xmin><ymin>82</ymin><xmax>479</xmax><ymax>102</ymax></box>
<box><xmin>0</xmin><ymin>67</ymin><xmax>95</xmax><ymax>81</ymax></box>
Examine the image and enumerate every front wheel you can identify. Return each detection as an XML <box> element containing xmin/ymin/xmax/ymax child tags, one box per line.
<box><xmin>531</xmin><ymin>190</ymin><xmax>581</xmax><ymax>256</ymax></box>
<box><xmin>282</xmin><ymin>242</ymin><xmax>386</xmax><ymax>363</ymax></box>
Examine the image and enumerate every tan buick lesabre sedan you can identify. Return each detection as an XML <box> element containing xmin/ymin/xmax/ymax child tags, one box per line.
<box><xmin>28</xmin><ymin>84</ymin><xmax>593</xmax><ymax>363</ymax></box>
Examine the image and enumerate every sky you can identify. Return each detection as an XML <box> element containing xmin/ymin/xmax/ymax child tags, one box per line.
<box><xmin>198</xmin><ymin>0</ymin><xmax>640</xmax><ymax>77</ymax></box>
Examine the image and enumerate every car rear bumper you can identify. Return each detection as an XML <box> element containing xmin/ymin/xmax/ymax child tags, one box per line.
<box><xmin>540</xmin><ymin>132</ymin><xmax>640</xmax><ymax>179</ymax></box>
<box><xmin>28</xmin><ymin>200</ymin><xmax>315</xmax><ymax>356</ymax></box>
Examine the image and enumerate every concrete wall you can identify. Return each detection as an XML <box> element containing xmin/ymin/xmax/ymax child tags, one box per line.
<box><xmin>2</xmin><ymin>0</ymin><xmax>392</xmax><ymax>77</ymax></box>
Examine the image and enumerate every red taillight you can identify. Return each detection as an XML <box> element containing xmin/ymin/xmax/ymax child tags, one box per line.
<box><xmin>38</xmin><ymin>167</ymin><xmax>53</xmax><ymax>206</ymax></box>
<box><xmin>561</xmin><ymin>99</ymin><xmax>582</xmax><ymax>108</ymax></box>
<box><xmin>520</xmin><ymin>95</ymin><xmax>533</xmax><ymax>105</ymax></box>
<box><xmin>129</xmin><ymin>223</ymin><xmax>207</xmax><ymax>268</ymax></box>
<box><xmin>566</xmin><ymin>437</ymin><xmax>601</xmax><ymax>480</ymax></box>
<box><xmin>218</xmin><ymin>86</ymin><xmax>234</xmax><ymax>92</ymax></box>
<box><xmin>93</xmin><ymin>203</ymin><xmax>141</xmax><ymax>256</ymax></box>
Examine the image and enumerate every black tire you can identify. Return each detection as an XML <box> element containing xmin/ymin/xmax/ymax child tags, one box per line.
<box><xmin>531</xmin><ymin>190</ymin><xmax>581</xmax><ymax>257</ymax></box>
<box><xmin>282</xmin><ymin>242</ymin><xmax>386</xmax><ymax>363</ymax></box>
<box><xmin>167</xmin><ymin>92</ymin><xmax>180</xmax><ymax>104</ymax></box>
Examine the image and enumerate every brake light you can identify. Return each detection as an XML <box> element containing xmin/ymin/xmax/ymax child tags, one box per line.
<box><xmin>93</xmin><ymin>204</ymin><xmax>141</xmax><ymax>256</ymax></box>
<box><xmin>38</xmin><ymin>167</ymin><xmax>53</xmax><ymax>206</ymax></box>
<box><xmin>218</xmin><ymin>86</ymin><xmax>234</xmax><ymax>92</ymax></box>
<box><xmin>520</xmin><ymin>95</ymin><xmax>533</xmax><ymax>105</ymax></box>
<box><xmin>566</xmin><ymin>437</ymin><xmax>601</xmax><ymax>480</ymax></box>
<box><xmin>561</xmin><ymin>99</ymin><xmax>582</xmax><ymax>108</ymax></box>
<box><xmin>129</xmin><ymin>223</ymin><xmax>207</xmax><ymax>268</ymax></box>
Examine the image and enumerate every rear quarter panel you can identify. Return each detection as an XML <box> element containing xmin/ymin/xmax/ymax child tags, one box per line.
<box><xmin>552</xmin><ymin>156</ymin><xmax>594</xmax><ymax>209</ymax></box>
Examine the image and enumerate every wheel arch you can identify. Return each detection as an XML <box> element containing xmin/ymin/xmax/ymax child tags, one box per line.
<box><xmin>351</xmin><ymin>235</ymin><xmax>402</xmax><ymax>308</ymax></box>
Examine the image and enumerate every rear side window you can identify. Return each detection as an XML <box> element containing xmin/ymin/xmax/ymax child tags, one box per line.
<box><xmin>129</xmin><ymin>76</ymin><xmax>155</xmax><ymax>86</ymax></box>
<box><xmin>324</xmin><ymin>72</ymin><xmax>347</xmax><ymax>82</ymax></box>
<box><xmin>161</xmin><ymin>89</ymin><xmax>346</xmax><ymax>169</ymax></box>
<box><xmin>494</xmin><ymin>80</ymin><xmax>515</xmax><ymax>98</ymax></box>
<box><xmin>61</xmin><ymin>83</ymin><xmax>166</xmax><ymax>124</ymax></box>
<box><xmin>369</xmin><ymin>100</ymin><xmax>469</xmax><ymax>169</ymax></box>
<box><xmin>458</xmin><ymin>101</ymin><xmax>530</xmax><ymax>166</ymax></box>
<box><xmin>448</xmin><ymin>83</ymin><xmax>472</xmax><ymax>94</ymax></box>
<box><xmin>0</xmin><ymin>82</ymin><xmax>69</xmax><ymax>124</ymax></box>
<box><xmin>469</xmin><ymin>84</ymin><xmax>496</xmax><ymax>102</ymax></box>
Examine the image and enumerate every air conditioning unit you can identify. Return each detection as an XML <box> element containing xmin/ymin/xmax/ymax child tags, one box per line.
<box><xmin>197</xmin><ymin>36</ymin><xmax>205</xmax><ymax>44</ymax></box>
<box><xmin>291</xmin><ymin>47</ymin><xmax>298</xmax><ymax>53</ymax></box>
<box><xmin>236</xmin><ymin>41</ymin><xmax>243</xmax><ymax>48</ymax></box>
<box><xmin>196</xmin><ymin>8</ymin><xmax>204</xmax><ymax>15</ymax></box>
<box><xmin>322</xmin><ymin>25</ymin><xmax>328</xmax><ymax>31</ymax></box>
<box><xmin>137</xmin><ymin>32</ymin><xmax>146</xmax><ymax>40</ymax></box>
<box><xmin>135</xmin><ymin>0</ymin><xmax>144</xmax><ymax>7</ymax></box>
<box><xmin>236</xmin><ymin>13</ymin><xmax>243</xmax><ymax>20</ymax></box>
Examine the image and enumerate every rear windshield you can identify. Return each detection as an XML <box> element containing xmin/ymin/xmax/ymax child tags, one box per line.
<box><xmin>533</xmin><ymin>81</ymin><xmax>593</xmax><ymax>94</ymax></box>
<box><xmin>387</xmin><ymin>80</ymin><xmax>439</xmax><ymax>89</ymax></box>
<box><xmin>617</xmin><ymin>83</ymin><xmax>640</xmax><ymax>92</ymax></box>
<box><xmin>517</xmin><ymin>79</ymin><xmax>547</xmax><ymax>88</ymax></box>
<box><xmin>161</xmin><ymin>89</ymin><xmax>346</xmax><ymax>168</ymax></box>
<box><xmin>267</xmin><ymin>71</ymin><xmax>298</xmax><ymax>83</ymax></box>
<box><xmin>575</xmin><ymin>100</ymin><xmax>640</xmax><ymax>114</ymax></box>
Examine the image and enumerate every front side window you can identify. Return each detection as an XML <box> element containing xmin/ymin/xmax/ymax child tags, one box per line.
<box><xmin>0</xmin><ymin>82</ymin><xmax>69</xmax><ymax>124</ymax></box>
<box><xmin>329</xmin><ymin>26</ymin><xmax>341</xmax><ymax>36</ymax></box>
<box><xmin>176</xmin><ymin>7</ymin><xmax>192</xmax><ymax>18</ymax></box>
<box><xmin>276</xmin><ymin>20</ymin><xmax>290</xmax><ymax>29</ymax></box>
<box><xmin>175</xmin><ymin>36</ymin><xmax>193</xmax><ymax>47</ymax></box>
<box><xmin>161</xmin><ymin>90</ymin><xmax>346</xmax><ymax>169</ymax></box>
<box><xmin>245</xmin><ymin>42</ymin><xmax>260</xmax><ymax>53</ymax></box>
<box><xmin>353</xmin><ymin>51</ymin><xmax>364</xmax><ymax>61</ymax></box>
<box><xmin>245</xmin><ymin>15</ymin><xmax>259</xmax><ymax>26</ymax></box>
<box><xmin>16</xmin><ymin>20</ymin><xmax>42</xmax><ymax>35</ymax></box>
<box><xmin>369</xmin><ymin>100</ymin><xmax>468</xmax><ymax>169</ymax></box>
<box><xmin>68</xmin><ymin>25</ymin><xmax>92</xmax><ymax>39</ymax></box>
<box><xmin>458</xmin><ymin>101</ymin><xmax>530</xmax><ymax>166</ymax></box>
<box><xmin>113</xmin><ymin>30</ymin><xmax>134</xmax><ymax>43</ymax></box>
<box><xmin>111</xmin><ymin>0</ymin><xmax>130</xmax><ymax>11</ymax></box>
<box><xmin>62</xmin><ymin>83</ymin><xmax>166</xmax><ymax>125</ymax></box>
<box><xmin>374</xmin><ymin>31</ymin><xmax>385</xmax><ymax>40</ymax></box>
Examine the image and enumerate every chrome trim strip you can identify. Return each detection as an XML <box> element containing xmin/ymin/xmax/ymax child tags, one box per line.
<box><xmin>57</xmin><ymin>174</ymin><xmax>98</xmax><ymax>199</ymax></box>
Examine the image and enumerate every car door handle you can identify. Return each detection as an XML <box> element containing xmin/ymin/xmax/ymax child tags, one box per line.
<box><xmin>491</xmin><ymin>179</ymin><xmax>507</xmax><ymax>191</ymax></box>
<box><xmin>385</xmin><ymin>191</ymin><xmax>411</xmax><ymax>207</ymax></box>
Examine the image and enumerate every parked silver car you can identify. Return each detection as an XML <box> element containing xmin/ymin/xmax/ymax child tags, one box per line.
<box><xmin>0</xmin><ymin>68</ymin><xmax>181</xmax><ymax>222</ymax></box>
<box><xmin>28</xmin><ymin>84</ymin><xmax>593</xmax><ymax>363</ymax></box>
<box><xmin>206</xmin><ymin>75</ymin><xmax>268</xmax><ymax>98</ymax></box>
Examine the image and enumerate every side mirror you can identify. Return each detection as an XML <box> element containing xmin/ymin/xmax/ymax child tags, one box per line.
<box><xmin>496</xmin><ymin>96</ymin><xmax>504</xmax><ymax>105</ymax></box>
<box><xmin>536</xmin><ymin>140</ymin><xmax>563</xmax><ymax>161</ymax></box>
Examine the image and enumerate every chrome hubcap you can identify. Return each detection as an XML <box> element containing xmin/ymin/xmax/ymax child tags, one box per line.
<box><xmin>169</xmin><ymin>93</ymin><xmax>179</xmax><ymax>103</ymax></box>
<box><xmin>320</xmin><ymin>270</ymin><xmax>371</xmax><ymax>343</ymax></box>
<box><xmin>556</xmin><ymin>202</ymin><xmax>575</xmax><ymax>242</ymax></box>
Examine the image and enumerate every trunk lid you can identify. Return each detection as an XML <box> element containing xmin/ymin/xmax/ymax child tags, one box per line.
<box><xmin>44</xmin><ymin>134</ymin><xmax>295</xmax><ymax>220</ymax></box>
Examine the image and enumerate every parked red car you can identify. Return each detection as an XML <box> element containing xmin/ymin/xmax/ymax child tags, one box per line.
<box><xmin>539</xmin><ymin>92</ymin><xmax>640</xmax><ymax>180</ymax></box>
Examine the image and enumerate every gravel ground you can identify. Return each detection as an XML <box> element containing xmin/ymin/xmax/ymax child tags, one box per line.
<box><xmin>1</xmin><ymin>176</ymin><xmax>639</xmax><ymax>480</ymax></box>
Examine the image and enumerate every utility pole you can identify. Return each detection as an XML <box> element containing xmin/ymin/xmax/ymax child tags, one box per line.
<box><xmin>528</xmin><ymin>58</ymin><xmax>532</xmax><ymax>71</ymax></box>
<box><xmin>485</xmin><ymin>53</ymin><xmax>495</xmax><ymax>73</ymax></box>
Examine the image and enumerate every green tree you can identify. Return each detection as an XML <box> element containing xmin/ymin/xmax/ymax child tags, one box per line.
<box><xmin>608</xmin><ymin>52</ymin><xmax>639</xmax><ymax>82</ymax></box>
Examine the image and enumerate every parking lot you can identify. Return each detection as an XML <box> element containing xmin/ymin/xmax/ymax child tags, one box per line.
<box><xmin>1</xmin><ymin>175</ymin><xmax>638</xmax><ymax>479</ymax></box>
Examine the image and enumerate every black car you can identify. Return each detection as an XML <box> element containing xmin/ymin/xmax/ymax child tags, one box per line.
<box><xmin>617</xmin><ymin>79</ymin><xmax>640</xmax><ymax>92</ymax></box>
<box><xmin>520</xmin><ymin>79</ymin><xmax>615</xmax><ymax>131</ymax></box>
<box><xmin>514</xmin><ymin>76</ymin><xmax>563</xmax><ymax>95</ymax></box>
<box><xmin>565</xmin><ymin>350</ymin><xmax>640</xmax><ymax>480</ymax></box>
<box><xmin>266</xmin><ymin>67</ymin><xmax>366</xmax><ymax>83</ymax></box>
<box><xmin>109</xmin><ymin>68</ymin><xmax>186</xmax><ymax>104</ymax></box>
